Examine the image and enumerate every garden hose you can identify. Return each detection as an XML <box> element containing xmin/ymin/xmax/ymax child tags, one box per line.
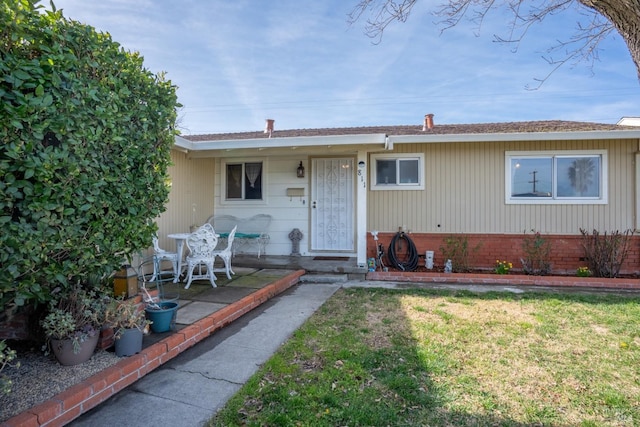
<box><xmin>387</xmin><ymin>231</ymin><xmax>419</xmax><ymax>271</ymax></box>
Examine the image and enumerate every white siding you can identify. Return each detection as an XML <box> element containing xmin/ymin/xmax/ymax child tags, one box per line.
<box><xmin>212</xmin><ymin>155</ymin><xmax>313</xmax><ymax>256</ymax></box>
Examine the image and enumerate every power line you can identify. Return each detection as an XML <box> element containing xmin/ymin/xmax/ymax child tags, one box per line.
<box><xmin>181</xmin><ymin>87</ymin><xmax>637</xmax><ymax>113</ymax></box>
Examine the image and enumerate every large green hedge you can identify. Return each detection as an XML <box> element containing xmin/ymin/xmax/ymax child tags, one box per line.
<box><xmin>0</xmin><ymin>1</ymin><xmax>180</xmax><ymax>312</ymax></box>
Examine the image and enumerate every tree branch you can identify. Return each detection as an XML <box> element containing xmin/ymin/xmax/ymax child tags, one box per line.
<box><xmin>526</xmin><ymin>12</ymin><xmax>614</xmax><ymax>89</ymax></box>
<box><xmin>348</xmin><ymin>0</ymin><xmax>418</xmax><ymax>44</ymax></box>
<box><xmin>348</xmin><ymin>0</ymin><xmax>638</xmax><ymax>84</ymax></box>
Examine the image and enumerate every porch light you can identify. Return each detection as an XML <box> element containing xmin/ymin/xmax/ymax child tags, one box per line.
<box><xmin>297</xmin><ymin>161</ymin><xmax>305</xmax><ymax>178</ymax></box>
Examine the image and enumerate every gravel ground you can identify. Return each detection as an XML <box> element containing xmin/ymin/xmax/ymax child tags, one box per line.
<box><xmin>0</xmin><ymin>345</ymin><xmax>120</xmax><ymax>422</ymax></box>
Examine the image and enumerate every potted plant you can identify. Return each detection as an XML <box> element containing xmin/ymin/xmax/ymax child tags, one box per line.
<box><xmin>140</xmin><ymin>277</ymin><xmax>179</xmax><ymax>334</ymax></box>
<box><xmin>40</xmin><ymin>284</ymin><xmax>109</xmax><ymax>366</ymax></box>
<box><xmin>144</xmin><ymin>300</ymin><xmax>178</xmax><ymax>333</ymax></box>
<box><xmin>104</xmin><ymin>297</ymin><xmax>150</xmax><ymax>357</ymax></box>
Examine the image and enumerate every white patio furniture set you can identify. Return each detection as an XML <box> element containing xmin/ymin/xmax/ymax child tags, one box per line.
<box><xmin>206</xmin><ymin>214</ymin><xmax>272</xmax><ymax>259</ymax></box>
<box><xmin>152</xmin><ymin>214</ymin><xmax>271</xmax><ymax>289</ymax></box>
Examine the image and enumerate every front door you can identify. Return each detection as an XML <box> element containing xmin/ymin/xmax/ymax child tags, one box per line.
<box><xmin>310</xmin><ymin>157</ymin><xmax>355</xmax><ymax>251</ymax></box>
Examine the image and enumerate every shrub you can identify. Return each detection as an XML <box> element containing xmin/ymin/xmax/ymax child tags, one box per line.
<box><xmin>0</xmin><ymin>340</ymin><xmax>19</xmax><ymax>395</ymax></box>
<box><xmin>439</xmin><ymin>234</ymin><xmax>481</xmax><ymax>273</ymax></box>
<box><xmin>520</xmin><ymin>230</ymin><xmax>552</xmax><ymax>275</ymax></box>
<box><xmin>580</xmin><ymin>229</ymin><xmax>634</xmax><ymax>278</ymax></box>
<box><xmin>0</xmin><ymin>1</ymin><xmax>180</xmax><ymax>313</ymax></box>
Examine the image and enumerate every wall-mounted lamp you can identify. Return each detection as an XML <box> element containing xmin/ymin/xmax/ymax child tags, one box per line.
<box><xmin>297</xmin><ymin>161</ymin><xmax>305</xmax><ymax>178</ymax></box>
<box><xmin>358</xmin><ymin>161</ymin><xmax>365</xmax><ymax>168</ymax></box>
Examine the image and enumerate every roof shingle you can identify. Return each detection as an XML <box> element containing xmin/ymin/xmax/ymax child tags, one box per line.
<box><xmin>182</xmin><ymin>120</ymin><xmax>631</xmax><ymax>142</ymax></box>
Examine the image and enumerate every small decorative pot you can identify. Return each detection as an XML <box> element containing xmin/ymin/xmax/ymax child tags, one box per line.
<box><xmin>50</xmin><ymin>333</ymin><xmax>99</xmax><ymax>366</ymax></box>
<box><xmin>114</xmin><ymin>328</ymin><xmax>143</xmax><ymax>357</ymax></box>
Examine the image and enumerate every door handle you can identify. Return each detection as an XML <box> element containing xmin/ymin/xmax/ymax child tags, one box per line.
<box><xmin>312</xmin><ymin>200</ymin><xmax>317</xmax><ymax>208</ymax></box>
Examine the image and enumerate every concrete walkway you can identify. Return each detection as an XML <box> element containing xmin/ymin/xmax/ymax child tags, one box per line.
<box><xmin>69</xmin><ymin>282</ymin><xmax>341</xmax><ymax>426</ymax></box>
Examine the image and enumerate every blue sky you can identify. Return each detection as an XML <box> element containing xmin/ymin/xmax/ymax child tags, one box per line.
<box><xmin>48</xmin><ymin>0</ymin><xmax>638</xmax><ymax>135</ymax></box>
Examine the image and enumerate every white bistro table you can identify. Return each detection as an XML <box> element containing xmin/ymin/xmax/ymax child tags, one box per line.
<box><xmin>167</xmin><ymin>233</ymin><xmax>191</xmax><ymax>283</ymax></box>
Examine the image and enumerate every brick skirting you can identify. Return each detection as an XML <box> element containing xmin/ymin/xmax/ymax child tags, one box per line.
<box><xmin>368</xmin><ymin>232</ymin><xmax>640</xmax><ymax>277</ymax></box>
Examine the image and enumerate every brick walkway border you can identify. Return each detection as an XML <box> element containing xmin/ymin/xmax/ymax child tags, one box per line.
<box><xmin>367</xmin><ymin>271</ymin><xmax>640</xmax><ymax>290</ymax></box>
<box><xmin>4</xmin><ymin>270</ymin><xmax>304</xmax><ymax>427</ymax></box>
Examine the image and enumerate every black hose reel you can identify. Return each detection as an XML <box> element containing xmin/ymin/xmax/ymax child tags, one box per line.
<box><xmin>387</xmin><ymin>231</ymin><xmax>419</xmax><ymax>272</ymax></box>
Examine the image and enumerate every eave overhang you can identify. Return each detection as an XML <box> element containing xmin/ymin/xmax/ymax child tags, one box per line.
<box><xmin>174</xmin><ymin>133</ymin><xmax>387</xmax><ymax>152</ymax></box>
<box><xmin>388</xmin><ymin>129</ymin><xmax>640</xmax><ymax>144</ymax></box>
<box><xmin>174</xmin><ymin>134</ymin><xmax>387</xmax><ymax>157</ymax></box>
<box><xmin>174</xmin><ymin>129</ymin><xmax>640</xmax><ymax>156</ymax></box>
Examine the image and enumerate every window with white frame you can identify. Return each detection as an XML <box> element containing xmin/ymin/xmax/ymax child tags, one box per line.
<box><xmin>371</xmin><ymin>153</ymin><xmax>424</xmax><ymax>190</ymax></box>
<box><xmin>224</xmin><ymin>160</ymin><xmax>264</xmax><ymax>201</ymax></box>
<box><xmin>505</xmin><ymin>150</ymin><xmax>607</xmax><ymax>204</ymax></box>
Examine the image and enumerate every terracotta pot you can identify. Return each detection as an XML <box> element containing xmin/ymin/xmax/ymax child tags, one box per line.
<box><xmin>50</xmin><ymin>333</ymin><xmax>99</xmax><ymax>366</ymax></box>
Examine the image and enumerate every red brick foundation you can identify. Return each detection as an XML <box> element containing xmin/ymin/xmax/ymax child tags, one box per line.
<box><xmin>368</xmin><ymin>232</ymin><xmax>640</xmax><ymax>276</ymax></box>
<box><xmin>0</xmin><ymin>306</ymin><xmax>37</xmax><ymax>341</ymax></box>
<box><xmin>0</xmin><ymin>312</ymin><xmax>31</xmax><ymax>341</ymax></box>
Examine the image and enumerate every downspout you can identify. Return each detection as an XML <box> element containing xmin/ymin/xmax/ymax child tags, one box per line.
<box><xmin>384</xmin><ymin>135</ymin><xmax>393</xmax><ymax>150</ymax></box>
<box><xmin>636</xmin><ymin>140</ymin><xmax>640</xmax><ymax>230</ymax></box>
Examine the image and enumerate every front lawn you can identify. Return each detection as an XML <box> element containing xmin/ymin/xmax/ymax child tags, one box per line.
<box><xmin>211</xmin><ymin>288</ymin><xmax>640</xmax><ymax>426</ymax></box>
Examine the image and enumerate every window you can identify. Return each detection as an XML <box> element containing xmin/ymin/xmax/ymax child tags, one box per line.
<box><xmin>224</xmin><ymin>160</ymin><xmax>264</xmax><ymax>201</ymax></box>
<box><xmin>506</xmin><ymin>151</ymin><xmax>607</xmax><ymax>204</ymax></box>
<box><xmin>371</xmin><ymin>153</ymin><xmax>424</xmax><ymax>190</ymax></box>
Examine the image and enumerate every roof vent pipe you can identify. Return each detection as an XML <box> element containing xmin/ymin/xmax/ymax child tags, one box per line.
<box><xmin>423</xmin><ymin>114</ymin><xmax>434</xmax><ymax>131</ymax></box>
<box><xmin>264</xmin><ymin>119</ymin><xmax>275</xmax><ymax>138</ymax></box>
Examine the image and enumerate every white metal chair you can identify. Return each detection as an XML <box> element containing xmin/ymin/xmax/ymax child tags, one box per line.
<box><xmin>212</xmin><ymin>225</ymin><xmax>237</xmax><ymax>279</ymax></box>
<box><xmin>184</xmin><ymin>227</ymin><xmax>218</xmax><ymax>289</ymax></box>
<box><xmin>197</xmin><ymin>222</ymin><xmax>215</xmax><ymax>234</ymax></box>
<box><xmin>151</xmin><ymin>236</ymin><xmax>179</xmax><ymax>282</ymax></box>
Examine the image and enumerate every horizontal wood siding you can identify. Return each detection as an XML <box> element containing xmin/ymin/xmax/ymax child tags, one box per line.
<box><xmin>155</xmin><ymin>150</ymin><xmax>215</xmax><ymax>250</ymax></box>
<box><xmin>368</xmin><ymin>139</ymin><xmax>636</xmax><ymax>235</ymax></box>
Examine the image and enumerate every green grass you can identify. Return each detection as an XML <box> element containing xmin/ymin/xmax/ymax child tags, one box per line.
<box><xmin>210</xmin><ymin>288</ymin><xmax>640</xmax><ymax>426</ymax></box>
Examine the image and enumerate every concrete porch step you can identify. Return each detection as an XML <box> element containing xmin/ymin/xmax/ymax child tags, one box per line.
<box><xmin>230</xmin><ymin>255</ymin><xmax>368</xmax><ymax>275</ymax></box>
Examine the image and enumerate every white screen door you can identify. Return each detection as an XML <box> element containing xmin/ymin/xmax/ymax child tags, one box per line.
<box><xmin>311</xmin><ymin>158</ymin><xmax>354</xmax><ymax>251</ymax></box>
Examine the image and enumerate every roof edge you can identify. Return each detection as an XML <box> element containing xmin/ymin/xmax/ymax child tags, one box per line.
<box><xmin>175</xmin><ymin>133</ymin><xmax>388</xmax><ymax>151</ymax></box>
<box><xmin>173</xmin><ymin>135</ymin><xmax>193</xmax><ymax>151</ymax></box>
<box><xmin>389</xmin><ymin>129</ymin><xmax>640</xmax><ymax>144</ymax></box>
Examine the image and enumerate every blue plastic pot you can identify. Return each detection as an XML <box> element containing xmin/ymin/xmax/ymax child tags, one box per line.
<box><xmin>145</xmin><ymin>302</ymin><xmax>178</xmax><ymax>333</ymax></box>
<box><xmin>115</xmin><ymin>328</ymin><xmax>143</xmax><ymax>357</ymax></box>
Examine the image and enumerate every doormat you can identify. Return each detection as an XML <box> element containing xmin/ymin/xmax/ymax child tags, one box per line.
<box><xmin>313</xmin><ymin>256</ymin><xmax>350</xmax><ymax>261</ymax></box>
